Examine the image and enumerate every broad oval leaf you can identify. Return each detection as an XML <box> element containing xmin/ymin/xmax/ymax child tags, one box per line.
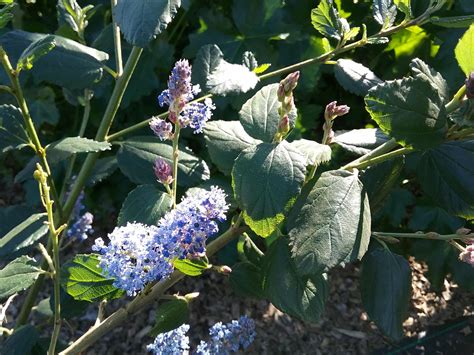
<box><xmin>118</xmin><ymin>185</ymin><xmax>172</xmax><ymax>226</ymax></box>
<box><xmin>229</xmin><ymin>262</ymin><xmax>265</xmax><ymax>299</ymax></box>
<box><xmin>311</xmin><ymin>0</ymin><xmax>343</xmax><ymax>40</ymax></box>
<box><xmin>262</xmin><ymin>238</ymin><xmax>328</xmax><ymax>323</ymax></box>
<box><xmin>0</xmin><ymin>256</ymin><xmax>43</xmax><ymax>300</ymax></box>
<box><xmin>239</xmin><ymin>84</ymin><xmax>297</xmax><ymax>143</ymax></box>
<box><xmin>334</xmin><ymin>128</ymin><xmax>390</xmax><ymax>155</ymax></box>
<box><xmin>150</xmin><ymin>299</ymin><xmax>189</xmax><ymax>337</ymax></box>
<box><xmin>232</xmin><ymin>141</ymin><xmax>306</xmax><ymax>237</ymax></box>
<box><xmin>288</xmin><ymin>170</ymin><xmax>371</xmax><ymax>275</ymax></box>
<box><xmin>15</xmin><ymin>137</ymin><xmax>111</xmax><ymax>183</ymax></box>
<box><xmin>60</xmin><ymin>254</ymin><xmax>124</xmax><ymax>302</ymax></box>
<box><xmin>0</xmin><ymin>104</ymin><xmax>29</xmax><ymax>153</ymax></box>
<box><xmin>455</xmin><ymin>24</ymin><xmax>474</xmax><ymax>75</ymax></box>
<box><xmin>0</xmin><ymin>210</ymin><xmax>48</xmax><ymax>260</ymax></box>
<box><xmin>365</xmin><ymin>76</ymin><xmax>448</xmax><ymax>149</ymax></box>
<box><xmin>373</xmin><ymin>0</ymin><xmax>397</xmax><ymax>27</ymax></box>
<box><xmin>334</xmin><ymin>59</ymin><xmax>383</xmax><ymax>96</ymax></box>
<box><xmin>17</xmin><ymin>35</ymin><xmax>56</xmax><ymax>71</ymax></box>
<box><xmin>409</xmin><ymin>58</ymin><xmax>449</xmax><ymax>103</ymax></box>
<box><xmin>204</xmin><ymin>120</ymin><xmax>261</xmax><ymax>175</ymax></box>
<box><xmin>289</xmin><ymin>139</ymin><xmax>332</xmax><ymax>166</ymax></box>
<box><xmin>193</xmin><ymin>44</ymin><xmax>259</xmax><ymax>96</ymax></box>
<box><xmin>113</xmin><ymin>0</ymin><xmax>181</xmax><ymax>47</ymax></box>
<box><xmin>173</xmin><ymin>258</ymin><xmax>210</xmax><ymax>276</ymax></box>
<box><xmin>1</xmin><ymin>325</ymin><xmax>39</xmax><ymax>355</ymax></box>
<box><xmin>360</xmin><ymin>248</ymin><xmax>412</xmax><ymax>340</ymax></box>
<box><xmin>0</xmin><ymin>30</ymin><xmax>109</xmax><ymax>90</ymax></box>
<box><xmin>116</xmin><ymin>136</ymin><xmax>210</xmax><ymax>187</ymax></box>
<box><xmin>415</xmin><ymin>140</ymin><xmax>474</xmax><ymax>219</ymax></box>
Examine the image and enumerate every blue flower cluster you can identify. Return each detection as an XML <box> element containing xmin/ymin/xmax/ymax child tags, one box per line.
<box><xmin>160</xmin><ymin>186</ymin><xmax>229</xmax><ymax>259</ymax></box>
<box><xmin>67</xmin><ymin>191</ymin><xmax>94</xmax><ymax>241</ymax></box>
<box><xmin>147</xmin><ymin>316</ymin><xmax>256</xmax><ymax>355</ymax></box>
<box><xmin>147</xmin><ymin>324</ymin><xmax>190</xmax><ymax>355</ymax></box>
<box><xmin>93</xmin><ymin>223</ymin><xmax>175</xmax><ymax>296</ymax></box>
<box><xmin>197</xmin><ymin>316</ymin><xmax>256</xmax><ymax>354</ymax></box>
<box><xmin>93</xmin><ymin>187</ymin><xmax>229</xmax><ymax>295</ymax></box>
<box><xmin>151</xmin><ymin>59</ymin><xmax>215</xmax><ymax>139</ymax></box>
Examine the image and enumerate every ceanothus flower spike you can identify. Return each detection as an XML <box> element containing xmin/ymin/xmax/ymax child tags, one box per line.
<box><xmin>147</xmin><ymin>324</ymin><xmax>190</xmax><ymax>355</ymax></box>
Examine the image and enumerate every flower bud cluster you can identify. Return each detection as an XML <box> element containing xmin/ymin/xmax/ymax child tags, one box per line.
<box><xmin>151</xmin><ymin>59</ymin><xmax>215</xmax><ymax>139</ymax></box>
<box><xmin>154</xmin><ymin>158</ymin><xmax>173</xmax><ymax>185</ymax></box>
<box><xmin>275</xmin><ymin>71</ymin><xmax>299</xmax><ymax>140</ymax></box>
<box><xmin>466</xmin><ymin>72</ymin><xmax>474</xmax><ymax>99</ymax></box>
<box><xmin>322</xmin><ymin>101</ymin><xmax>350</xmax><ymax>144</ymax></box>
<box><xmin>93</xmin><ymin>187</ymin><xmax>229</xmax><ymax>295</ymax></box>
<box><xmin>147</xmin><ymin>316</ymin><xmax>256</xmax><ymax>355</ymax></box>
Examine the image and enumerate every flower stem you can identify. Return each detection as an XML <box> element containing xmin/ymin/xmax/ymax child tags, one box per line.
<box><xmin>372</xmin><ymin>231</ymin><xmax>467</xmax><ymax>241</ymax></box>
<box><xmin>16</xmin><ymin>46</ymin><xmax>143</xmax><ymax>328</ymax></box>
<box><xmin>0</xmin><ymin>46</ymin><xmax>63</xmax><ymax>218</ymax></box>
<box><xmin>59</xmin><ymin>213</ymin><xmax>246</xmax><ymax>355</ymax></box>
<box><xmin>111</xmin><ymin>0</ymin><xmax>123</xmax><ymax>77</ymax></box>
<box><xmin>171</xmin><ymin>124</ymin><xmax>181</xmax><ymax>208</ymax></box>
<box><xmin>343</xmin><ymin>146</ymin><xmax>414</xmax><ymax>171</ymax></box>
<box><xmin>62</xmin><ymin>47</ymin><xmax>143</xmax><ymax>220</ymax></box>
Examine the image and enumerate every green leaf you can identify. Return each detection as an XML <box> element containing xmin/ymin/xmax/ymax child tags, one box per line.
<box><xmin>375</xmin><ymin>187</ymin><xmax>414</xmax><ymax>226</ymax></box>
<box><xmin>60</xmin><ymin>254</ymin><xmax>124</xmax><ymax>302</ymax></box>
<box><xmin>0</xmin><ymin>3</ymin><xmax>14</xmax><ymax>29</ymax></box>
<box><xmin>288</xmin><ymin>170</ymin><xmax>371</xmax><ymax>275</ymax></box>
<box><xmin>415</xmin><ymin>140</ymin><xmax>474</xmax><ymax>219</ymax></box>
<box><xmin>0</xmin><ymin>256</ymin><xmax>43</xmax><ymax>300</ymax></box>
<box><xmin>373</xmin><ymin>0</ymin><xmax>397</xmax><ymax>28</ymax></box>
<box><xmin>232</xmin><ymin>141</ymin><xmax>306</xmax><ymax>237</ymax></box>
<box><xmin>0</xmin><ymin>212</ymin><xmax>48</xmax><ymax>260</ymax></box>
<box><xmin>262</xmin><ymin>238</ymin><xmax>328</xmax><ymax>323</ymax></box>
<box><xmin>455</xmin><ymin>24</ymin><xmax>474</xmax><ymax>75</ymax></box>
<box><xmin>394</xmin><ymin>0</ymin><xmax>411</xmax><ymax>18</ymax></box>
<box><xmin>409</xmin><ymin>58</ymin><xmax>449</xmax><ymax>103</ymax></box>
<box><xmin>0</xmin><ymin>104</ymin><xmax>29</xmax><ymax>153</ymax></box>
<box><xmin>118</xmin><ymin>185</ymin><xmax>172</xmax><ymax>226</ymax></box>
<box><xmin>365</xmin><ymin>76</ymin><xmax>448</xmax><ymax>149</ymax></box>
<box><xmin>1</xmin><ymin>325</ymin><xmax>40</xmax><ymax>355</ymax></box>
<box><xmin>192</xmin><ymin>44</ymin><xmax>259</xmax><ymax>96</ymax></box>
<box><xmin>87</xmin><ymin>156</ymin><xmax>118</xmax><ymax>186</ymax></box>
<box><xmin>0</xmin><ymin>30</ymin><xmax>109</xmax><ymax>90</ymax></box>
<box><xmin>113</xmin><ymin>0</ymin><xmax>181</xmax><ymax>47</ymax></box>
<box><xmin>408</xmin><ymin>206</ymin><xmax>464</xmax><ymax>234</ymax></box>
<box><xmin>173</xmin><ymin>258</ymin><xmax>210</xmax><ymax>276</ymax></box>
<box><xmin>239</xmin><ymin>84</ymin><xmax>297</xmax><ymax>142</ymax></box>
<box><xmin>204</xmin><ymin>120</ymin><xmax>261</xmax><ymax>176</ymax></box>
<box><xmin>311</xmin><ymin>0</ymin><xmax>344</xmax><ymax>40</ymax></box>
<box><xmin>431</xmin><ymin>15</ymin><xmax>474</xmax><ymax>28</ymax></box>
<box><xmin>116</xmin><ymin>136</ymin><xmax>210</xmax><ymax>187</ymax></box>
<box><xmin>334</xmin><ymin>128</ymin><xmax>390</xmax><ymax>156</ymax></box>
<box><xmin>15</xmin><ymin>137</ymin><xmax>111</xmax><ymax>183</ymax></box>
<box><xmin>150</xmin><ymin>299</ymin><xmax>189</xmax><ymax>337</ymax></box>
<box><xmin>288</xmin><ymin>139</ymin><xmax>332</xmax><ymax>166</ymax></box>
<box><xmin>360</xmin><ymin>248</ymin><xmax>412</xmax><ymax>340</ymax></box>
<box><xmin>361</xmin><ymin>158</ymin><xmax>404</xmax><ymax>212</ymax></box>
<box><xmin>17</xmin><ymin>35</ymin><xmax>56</xmax><ymax>71</ymax></box>
<box><xmin>229</xmin><ymin>262</ymin><xmax>265</xmax><ymax>299</ymax></box>
<box><xmin>27</xmin><ymin>87</ymin><xmax>60</xmax><ymax>127</ymax></box>
<box><xmin>334</xmin><ymin>59</ymin><xmax>383</xmax><ymax>97</ymax></box>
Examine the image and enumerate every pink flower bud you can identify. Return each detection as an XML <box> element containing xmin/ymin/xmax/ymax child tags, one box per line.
<box><xmin>466</xmin><ymin>72</ymin><xmax>474</xmax><ymax>99</ymax></box>
<box><xmin>278</xmin><ymin>115</ymin><xmax>290</xmax><ymax>135</ymax></box>
<box><xmin>153</xmin><ymin>158</ymin><xmax>173</xmax><ymax>185</ymax></box>
<box><xmin>278</xmin><ymin>71</ymin><xmax>300</xmax><ymax>101</ymax></box>
<box><xmin>460</xmin><ymin>245</ymin><xmax>474</xmax><ymax>267</ymax></box>
<box><xmin>325</xmin><ymin>101</ymin><xmax>350</xmax><ymax>121</ymax></box>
